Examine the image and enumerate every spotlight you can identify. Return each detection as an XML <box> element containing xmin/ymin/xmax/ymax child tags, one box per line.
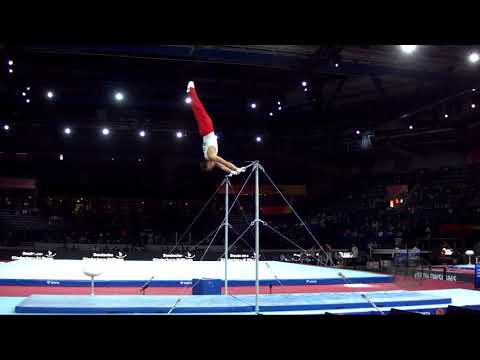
<box><xmin>139</xmin><ymin>130</ymin><xmax>146</xmax><ymax>137</ymax></box>
<box><xmin>400</xmin><ymin>45</ymin><xmax>417</xmax><ymax>54</ymax></box>
<box><xmin>8</xmin><ymin>69</ymin><xmax>13</xmax><ymax>73</ymax></box>
<box><xmin>469</xmin><ymin>52</ymin><xmax>479</xmax><ymax>63</ymax></box>
<box><xmin>102</xmin><ymin>128</ymin><xmax>110</xmax><ymax>136</ymax></box>
<box><xmin>59</xmin><ymin>154</ymin><xmax>64</xmax><ymax>161</ymax></box>
<box><xmin>269</xmin><ymin>112</ymin><xmax>273</xmax><ymax>117</ymax></box>
<box><xmin>250</xmin><ymin>103</ymin><xmax>257</xmax><ymax>109</ymax></box>
<box><xmin>334</xmin><ymin>63</ymin><xmax>339</xmax><ymax>67</ymax></box>
<box><xmin>114</xmin><ymin>92</ymin><xmax>124</xmax><ymax>101</ymax></box>
<box><xmin>64</xmin><ymin>127</ymin><xmax>72</xmax><ymax>135</ymax></box>
<box><xmin>304</xmin><ymin>88</ymin><xmax>308</xmax><ymax>92</ymax></box>
<box><xmin>472</xmin><ymin>104</ymin><xmax>476</xmax><ymax>109</ymax></box>
<box><xmin>255</xmin><ymin>136</ymin><xmax>262</xmax><ymax>143</ymax></box>
<box><xmin>409</xmin><ymin>125</ymin><xmax>414</xmax><ymax>130</ymax></box>
<box><xmin>111</xmin><ymin>157</ymin><xmax>115</xmax><ymax>161</ymax></box>
<box><xmin>3</xmin><ymin>124</ymin><xmax>10</xmax><ymax>131</ymax></box>
<box><xmin>22</xmin><ymin>92</ymin><xmax>26</xmax><ymax>96</ymax></box>
<box><xmin>26</xmin><ymin>99</ymin><xmax>30</xmax><ymax>103</ymax></box>
<box><xmin>302</xmin><ymin>81</ymin><xmax>307</xmax><ymax>87</ymax></box>
<box><xmin>46</xmin><ymin>91</ymin><xmax>54</xmax><ymax>99</ymax></box>
<box><xmin>185</xmin><ymin>96</ymin><xmax>192</xmax><ymax>104</ymax></box>
<box><xmin>26</xmin><ymin>87</ymin><xmax>30</xmax><ymax>91</ymax></box>
<box><xmin>8</xmin><ymin>60</ymin><xmax>13</xmax><ymax>66</ymax></box>
<box><xmin>138</xmin><ymin>158</ymin><xmax>142</xmax><ymax>162</ymax></box>
<box><xmin>473</xmin><ymin>89</ymin><xmax>477</xmax><ymax>92</ymax></box>
<box><xmin>356</xmin><ymin>130</ymin><xmax>360</xmax><ymax>135</ymax></box>
<box><xmin>444</xmin><ymin>114</ymin><xmax>449</xmax><ymax>118</ymax></box>
<box><xmin>176</xmin><ymin>131</ymin><xmax>183</xmax><ymax>138</ymax></box>
<box><xmin>277</xmin><ymin>101</ymin><xmax>281</xmax><ymax>105</ymax></box>
<box><xmin>278</xmin><ymin>106</ymin><xmax>282</xmax><ymax>111</ymax></box>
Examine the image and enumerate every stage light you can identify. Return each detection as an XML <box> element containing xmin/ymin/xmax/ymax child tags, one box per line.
<box><xmin>111</xmin><ymin>157</ymin><xmax>115</xmax><ymax>161</ymax></box>
<box><xmin>473</xmin><ymin>89</ymin><xmax>477</xmax><ymax>92</ymax></box>
<box><xmin>64</xmin><ymin>127</ymin><xmax>72</xmax><ymax>135</ymax></box>
<box><xmin>278</xmin><ymin>106</ymin><xmax>282</xmax><ymax>111</ymax></box>
<box><xmin>334</xmin><ymin>63</ymin><xmax>339</xmax><ymax>67</ymax></box>
<box><xmin>59</xmin><ymin>154</ymin><xmax>64</xmax><ymax>161</ymax></box>
<box><xmin>256</xmin><ymin>136</ymin><xmax>262</xmax><ymax>143</ymax></box>
<box><xmin>176</xmin><ymin>131</ymin><xmax>183</xmax><ymax>138</ymax></box>
<box><xmin>22</xmin><ymin>92</ymin><xmax>26</xmax><ymax>96</ymax></box>
<box><xmin>46</xmin><ymin>91</ymin><xmax>54</xmax><ymax>99</ymax></box>
<box><xmin>138</xmin><ymin>158</ymin><xmax>142</xmax><ymax>162</ymax></box>
<box><xmin>472</xmin><ymin>104</ymin><xmax>476</xmax><ymax>109</ymax></box>
<box><xmin>356</xmin><ymin>130</ymin><xmax>360</xmax><ymax>135</ymax></box>
<box><xmin>8</xmin><ymin>60</ymin><xmax>13</xmax><ymax>66</ymax></box>
<box><xmin>444</xmin><ymin>114</ymin><xmax>449</xmax><ymax>118</ymax></box>
<box><xmin>469</xmin><ymin>52</ymin><xmax>479</xmax><ymax>63</ymax></box>
<box><xmin>26</xmin><ymin>99</ymin><xmax>30</xmax><ymax>103</ymax></box>
<box><xmin>250</xmin><ymin>103</ymin><xmax>257</xmax><ymax>109</ymax></box>
<box><xmin>102</xmin><ymin>128</ymin><xmax>110</xmax><ymax>136</ymax></box>
<box><xmin>114</xmin><ymin>92</ymin><xmax>124</xmax><ymax>101</ymax></box>
<box><xmin>302</xmin><ymin>81</ymin><xmax>307</xmax><ymax>87</ymax></box>
<box><xmin>3</xmin><ymin>125</ymin><xmax>9</xmax><ymax>131</ymax></box>
<box><xmin>8</xmin><ymin>69</ymin><xmax>13</xmax><ymax>73</ymax></box>
<box><xmin>277</xmin><ymin>101</ymin><xmax>281</xmax><ymax>105</ymax></box>
<box><xmin>400</xmin><ymin>45</ymin><xmax>417</xmax><ymax>54</ymax></box>
<box><xmin>185</xmin><ymin>96</ymin><xmax>192</xmax><ymax>104</ymax></box>
<box><xmin>26</xmin><ymin>87</ymin><xmax>30</xmax><ymax>91</ymax></box>
<box><xmin>269</xmin><ymin>112</ymin><xmax>273</xmax><ymax>116</ymax></box>
<box><xmin>139</xmin><ymin>130</ymin><xmax>146</xmax><ymax>137</ymax></box>
<box><xmin>409</xmin><ymin>125</ymin><xmax>414</xmax><ymax>130</ymax></box>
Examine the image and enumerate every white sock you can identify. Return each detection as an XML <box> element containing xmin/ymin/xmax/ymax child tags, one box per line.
<box><xmin>187</xmin><ymin>81</ymin><xmax>195</xmax><ymax>93</ymax></box>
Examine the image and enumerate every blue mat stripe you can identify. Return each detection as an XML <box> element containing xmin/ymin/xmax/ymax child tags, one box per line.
<box><xmin>346</xmin><ymin>307</ymin><xmax>447</xmax><ymax>315</ymax></box>
<box><xmin>0</xmin><ymin>276</ymin><xmax>393</xmax><ymax>287</ymax></box>
<box><xmin>15</xmin><ymin>297</ymin><xmax>451</xmax><ymax>314</ymax></box>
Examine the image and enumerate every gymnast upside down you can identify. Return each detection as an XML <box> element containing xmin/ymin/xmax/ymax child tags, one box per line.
<box><xmin>187</xmin><ymin>81</ymin><xmax>245</xmax><ymax>175</ymax></box>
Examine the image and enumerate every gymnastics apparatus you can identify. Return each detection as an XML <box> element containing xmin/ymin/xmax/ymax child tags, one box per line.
<box><xmin>167</xmin><ymin>160</ymin><xmax>337</xmax><ymax>313</ymax></box>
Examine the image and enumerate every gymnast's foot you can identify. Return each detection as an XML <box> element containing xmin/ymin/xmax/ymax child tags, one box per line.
<box><xmin>237</xmin><ymin>167</ymin><xmax>246</xmax><ymax>173</ymax></box>
<box><xmin>187</xmin><ymin>81</ymin><xmax>195</xmax><ymax>93</ymax></box>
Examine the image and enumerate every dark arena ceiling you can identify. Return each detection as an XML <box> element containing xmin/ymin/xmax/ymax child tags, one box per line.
<box><xmin>0</xmin><ymin>44</ymin><xmax>480</xmax><ymax>196</ymax></box>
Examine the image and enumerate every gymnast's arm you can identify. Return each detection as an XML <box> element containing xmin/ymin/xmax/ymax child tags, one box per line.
<box><xmin>215</xmin><ymin>162</ymin><xmax>234</xmax><ymax>174</ymax></box>
<box><xmin>206</xmin><ymin>149</ymin><xmax>239</xmax><ymax>171</ymax></box>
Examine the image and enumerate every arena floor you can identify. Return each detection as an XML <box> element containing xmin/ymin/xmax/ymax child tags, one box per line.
<box><xmin>0</xmin><ymin>259</ymin><xmax>478</xmax><ymax>315</ymax></box>
<box><xmin>0</xmin><ymin>289</ymin><xmax>479</xmax><ymax>315</ymax></box>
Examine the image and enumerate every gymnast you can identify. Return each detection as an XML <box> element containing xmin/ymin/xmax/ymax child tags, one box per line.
<box><xmin>187</xmin><ymin>81</ymin><xmax>245</xmax><ymax>175</ymax></box>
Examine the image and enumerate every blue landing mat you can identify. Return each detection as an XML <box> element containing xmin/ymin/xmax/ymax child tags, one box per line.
<box><xmin>15</xmin><ymin>291</ymin><xmax>452</xmax><ymax>314</ymax></box>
